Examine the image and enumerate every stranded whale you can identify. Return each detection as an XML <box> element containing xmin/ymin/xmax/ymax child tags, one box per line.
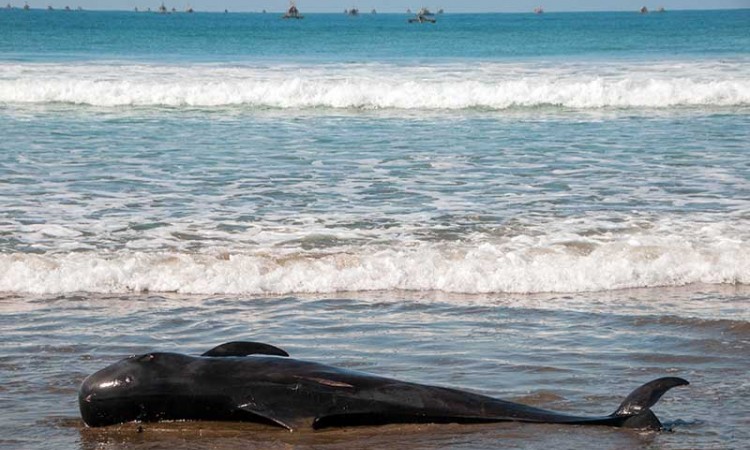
<box><xmin>79</xmin><ymin>341</ymin><xmax>688</xmax><ymax>431</ymax></box>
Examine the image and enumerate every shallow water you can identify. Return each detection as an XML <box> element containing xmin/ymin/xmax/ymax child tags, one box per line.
<box><xmin>1</xmin><ymin>108</ymin><xmax>748</xmax><ymax>294</ymax></box>
<box><xmin>1</xmin><ymin>286</ymin><xmax>748</xmax><ymax>449</ymax></box>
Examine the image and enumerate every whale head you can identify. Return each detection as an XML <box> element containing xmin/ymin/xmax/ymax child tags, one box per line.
<box><xmin>79</xmin><ymin>352</ymin><xmax>194</xmax><ymax>427</ymax></box>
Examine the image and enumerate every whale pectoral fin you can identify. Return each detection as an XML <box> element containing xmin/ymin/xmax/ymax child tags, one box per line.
<box><xmin>201</xmin><ymin>341</ymin><xmax>290</xmax><ymax>358</ymax></box>
<box><xmin>235</xmin><ymin>404</ymin><xmax>309</xmax><ymax>431</ymax></box>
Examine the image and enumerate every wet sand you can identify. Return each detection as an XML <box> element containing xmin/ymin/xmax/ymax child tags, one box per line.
<box><xmin>1</xmin><ymin>285</ymin><xmax>747</xmax><ymax>449</ymax></box>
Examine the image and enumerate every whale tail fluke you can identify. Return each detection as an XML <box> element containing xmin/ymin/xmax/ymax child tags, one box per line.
<box><xmin>611</xmin><ymin>377</ymin><xmax>689</xmax><ymax>429</ymax></box>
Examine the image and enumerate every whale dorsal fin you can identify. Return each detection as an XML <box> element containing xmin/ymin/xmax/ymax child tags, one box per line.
<box><xmin>201</xmin><ymin>341</ymin><xmax>289</xmax><ymax>358</ymax></box>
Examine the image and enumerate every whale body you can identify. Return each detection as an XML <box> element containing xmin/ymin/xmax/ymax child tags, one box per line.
<box><xmin>79</xmin><ymin>341</ymin><xmax>688</xmax><ymax>431</ymax></box>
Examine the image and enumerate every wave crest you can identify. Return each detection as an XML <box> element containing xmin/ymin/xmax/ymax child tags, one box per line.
<box><xmin>1</xmin><ymin>62</ymin><xmax>748</xmax><ymax>109</ymax></box>
<box><xmin>1</xmin><ymin>238</ymin><xmax>746</xmax><ymax>295</ymax></box>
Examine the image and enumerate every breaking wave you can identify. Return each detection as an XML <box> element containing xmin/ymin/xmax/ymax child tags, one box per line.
<box><xmin>1</xmin><ymin>237</ymin><xmax>746</xmax><ymax>295</ymax></box>
<box><xmin>1</xmin><ymin>61</ymin><xmax>748</xmax><ymax>110</ymax></box>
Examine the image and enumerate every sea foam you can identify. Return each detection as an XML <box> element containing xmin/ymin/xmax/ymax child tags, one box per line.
<box><xmin>1</xmin><ymin>235</ymin><xmax>746</xmax><ymax>295</ymax></box>
<box><xmin>1</xmin><ymin>61</ymin><xmax>748</xmax><ymax>110</ymax></box>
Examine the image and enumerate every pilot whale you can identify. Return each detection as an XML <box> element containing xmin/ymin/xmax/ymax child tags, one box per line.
<box><xmin>79</xmin><ymin>341</ymin><xmax>688</xmax><ymax>431</ymax></box>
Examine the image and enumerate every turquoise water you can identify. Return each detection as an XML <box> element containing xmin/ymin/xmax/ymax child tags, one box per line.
<box><xmin>0</xmin><ymin>8</ymin><xmax>748</xmax><ymax>450</ymax></box>
<box><xmin>2</xmin><ymin>10</ymin><xmax>749</xmax><ymax>61</ymax></box>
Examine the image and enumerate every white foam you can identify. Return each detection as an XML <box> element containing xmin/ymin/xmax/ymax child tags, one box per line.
<box><xmin>1</xmin><ymin>61</ymin><xmax>748</xmax><ymax>109</ymax></box>
<box><xmin>1</xmin><ymin>229</ymin><xmax>746</xmax><ymax>295</ymax></box>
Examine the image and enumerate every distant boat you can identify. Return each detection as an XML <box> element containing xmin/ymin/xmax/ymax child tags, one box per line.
<box><xmin>409</xmin><ymin>7</ymin><xmax>436</xmax><ymax>23</ymax></box>
<box><xmin>371</xmin><ymin>8</ymin><xmax>376</xmax><ymax>14</ymax></box>
<box><xmin>346</xmin><ymin>8</ymin><xmax>359</xmax><ymax>16</ymax></box>
<box><xmin>534</xmin><ymin>6</ymin><xmax>544</xmax><ymax>14</ymax></box>
<box><xmin>158</xmin><ymin>2</ymin><xmax>167</xmax><ymax>14</ymax></box>
<box><xmin>437</xmin><ymin>8</ymin><xmax>444</xmax><ymax>14</ymax></box>
<box><xmin>640</xmin><ymin>6</ymin><xmax>648</xmax><ymax>14</ymax></box>
<box><xmin>282</xmin><ymin>1</ymin><xmax>303</xmax><ymax>19</ymax></box>
<box><xmin>185</xmin><ymin>4</ymin><xmax>193</xmax><ymax>13</ymax></box>
<box><xmin>47</xmin><ymin>5</ymin><xmax>52</xmax><ymax>10</ymax></box>
<box><xmin>656</xmin><ymin>6</ymin><xmax>665</xmax><ymax>13</ymax></box>
<box><xmin>23</xmin><ymin>2</ymin><xmax>29</xmax><ymax>10</ymax></box>
<box><xmin>5</xmin><ymin>3</ymin><xmax>12</xmax><ymax>9</ymax></box>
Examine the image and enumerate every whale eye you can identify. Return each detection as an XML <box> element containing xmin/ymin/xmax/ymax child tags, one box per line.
<box><xmin>124</xmin><ymin>375</ymin><xmax>133</xmax><ymax>384</ymax></box>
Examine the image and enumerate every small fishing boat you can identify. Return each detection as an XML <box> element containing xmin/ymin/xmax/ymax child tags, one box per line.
<box><xmin>282</xmin><ymin>1</ymin><xmax>303</xmax><ymax>19</ymax></box>
<box><xmin>640</xmin><ymin>6</ymin><xmax>648</xmax><ymax>14</ymax></box>
<box><xmin>534</xmin><ymin>6</ymin><xmax>544</xmax><ymax>14</ymax></box>
<box><xmin>346</xmin><ymin>8</ymin><xmax>359</xmax><ymax>16</ymax></box>
<box><xmin>409</xmin><ymin>7</ymin><xmax>436</xmax><ymax>23</ymax></box>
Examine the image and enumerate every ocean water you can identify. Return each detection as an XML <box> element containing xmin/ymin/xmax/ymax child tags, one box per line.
<box><xmin>0</xmin><ymin>8</ymin><xmax>748</xmax><ymax>450</ymax></box>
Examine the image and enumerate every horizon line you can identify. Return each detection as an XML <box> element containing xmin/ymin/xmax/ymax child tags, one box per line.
<box><xmin>6</xmin><ymin>6</ymin><xmax>749</xmax><ymax>14</ymax></box>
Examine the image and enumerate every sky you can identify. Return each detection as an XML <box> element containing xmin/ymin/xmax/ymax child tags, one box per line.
<box><xmin>11</xmin><ymin>0</ymin><xmax>750</xmax><ymax>13</ymax></box>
